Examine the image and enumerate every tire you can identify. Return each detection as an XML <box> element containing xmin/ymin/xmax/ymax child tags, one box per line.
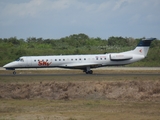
<box><xmin>13</xmin><ymin>71</ymin><xmax>16</xmax><ymax>75</ymax></box>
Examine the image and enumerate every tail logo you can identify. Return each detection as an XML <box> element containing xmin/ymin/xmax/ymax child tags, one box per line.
<box><xmin>139</xmin><ymin>49</ymin><xmax>142</xmax><ymax>53</ymax></box>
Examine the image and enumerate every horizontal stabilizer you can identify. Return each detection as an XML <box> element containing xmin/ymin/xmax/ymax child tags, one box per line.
<box><xmin>137</xmin><ymin>38</ymin><xmax>156</xmax><ymax>47</ymax></box>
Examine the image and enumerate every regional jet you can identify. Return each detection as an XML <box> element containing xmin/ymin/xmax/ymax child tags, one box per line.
<box><xmin>3</xmin><ymin>38</ymin><xmax>156</xmax><ymax>74</ymax></box>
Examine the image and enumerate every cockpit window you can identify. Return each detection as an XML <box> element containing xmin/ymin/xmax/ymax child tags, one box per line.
<box><xmin>20</xmin><ymin>58</ymin><xmax>24</xmax><ymax>62</ymax></box>
<box><xmin>16</xmin><ymin>58</ymin><xmax>20</xmax><ymax>61</ymax></box>
<box><xmin>16</xmin><ymin>58</ymin><xmax>24</xmax><ymax>62</ymax></box>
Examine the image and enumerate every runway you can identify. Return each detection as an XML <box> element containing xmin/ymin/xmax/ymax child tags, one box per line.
<box><xmin>0</xmin><ymin>73</ymin><xmax>160</xmax><ymax>77</ymax></box>
<box><xmin>0</xmin><ymin>67</ymin><xmax>160</xmax><ymax>76</ymax></box>
<box><xmin>1</xmin><ymin>67</ymin><xmax>160</xmax><ymax>70</ymax></box>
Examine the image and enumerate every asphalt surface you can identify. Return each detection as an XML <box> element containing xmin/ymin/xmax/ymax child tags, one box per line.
<box><xmin>0</xmin><ymin>67</ymin><xmax>160</xmax><ymax>76</ymax></box>
<box><xmin>0</xmin><ymin>73</ymin><xmax>160</xmax><ymax>76</ymax></box>
<box><xmin>1</xmin><ymin>67</ymin><xmax>160</xmax><ymax>70</ymax></box>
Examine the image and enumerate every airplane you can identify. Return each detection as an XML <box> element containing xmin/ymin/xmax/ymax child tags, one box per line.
<box><xmin>3</xmin><ymin>38</ymin><xmax>156</xmax><ymax>75</ymax></box>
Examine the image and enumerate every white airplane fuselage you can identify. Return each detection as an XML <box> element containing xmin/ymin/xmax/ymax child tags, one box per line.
<box><xmin>3</xmin><ymin>38</ymin><xmax>156</xmax><ymax>74</ymax></box>
<box><xmin>5</xmin><ymin>54</ymin><xmax>143</xmax><ymax>69</ymax></box>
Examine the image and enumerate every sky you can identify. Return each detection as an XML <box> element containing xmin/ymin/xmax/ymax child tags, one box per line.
<box><xmin>0</xmin><ymin>0</ymin><xmax>160</xmax><ymax>39</ymax></box>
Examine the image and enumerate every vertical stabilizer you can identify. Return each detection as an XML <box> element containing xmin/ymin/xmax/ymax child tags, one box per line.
<box><xmin>132</xmin><ymin>38</ymin><xmax>156</xmax><ymax>57</ymax></box>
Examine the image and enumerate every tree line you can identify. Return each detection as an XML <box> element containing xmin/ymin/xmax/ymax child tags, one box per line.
<box><xmin>0</xmin><ymin>33</ymin><xmax>160</xmax><ymax>66</ymax></box>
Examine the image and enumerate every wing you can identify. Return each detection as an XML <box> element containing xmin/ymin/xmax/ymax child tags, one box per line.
<box><xmin>59</xmin><ymin>63</ymin><xmax>102</xmax><ymax>69</ymax></box>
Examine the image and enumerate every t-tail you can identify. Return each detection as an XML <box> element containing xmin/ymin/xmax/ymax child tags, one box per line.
<box><xmin>123</xmin><ymin>38</ymin><xmax>156</xmax><ymax>57</ymax></box>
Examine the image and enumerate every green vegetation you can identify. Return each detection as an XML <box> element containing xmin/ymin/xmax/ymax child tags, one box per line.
<box><xmin>0</xmin><ymin>34</ymin><xmax>160</xmax><ymax>66</ymax></box>
<box><xmin>0</xmin><ymin>99</ymin><xmax>160</xmax><ymax>120</ymax></box>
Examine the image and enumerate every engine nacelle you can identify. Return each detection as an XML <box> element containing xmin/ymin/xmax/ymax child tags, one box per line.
<box><xmin>110</xmin><ymin>54</ymin><xmax>132</xmax><ymax>61</ymax></box>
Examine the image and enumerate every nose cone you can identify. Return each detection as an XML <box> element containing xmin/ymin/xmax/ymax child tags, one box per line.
<box><xmin>3</xmin><ymin>62</ymin><xmax>17</xmax><ymax>70</ymax></box>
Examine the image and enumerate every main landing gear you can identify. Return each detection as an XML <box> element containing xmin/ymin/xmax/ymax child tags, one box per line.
<box><xmin>85</xmin><ymin>70</ymin><xmax>93</xmax><ymax>74</ymax></box>
<box><xmin>84</xmin><ymin>66</ymin><xmax>93</xmax><ymax>74</ymax></box>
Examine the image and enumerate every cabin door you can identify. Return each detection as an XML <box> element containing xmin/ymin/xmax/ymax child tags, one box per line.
<box><xmin>26</xmin><ymin>57</ymin><xmax>32</xmax><ymax>67</ymax></box>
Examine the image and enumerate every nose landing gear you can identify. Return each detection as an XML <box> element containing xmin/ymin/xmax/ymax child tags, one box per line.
<box><xmin>13</xmin><ymin>71</ymin><xmax>16</xmax><ymax>75</ymax></box>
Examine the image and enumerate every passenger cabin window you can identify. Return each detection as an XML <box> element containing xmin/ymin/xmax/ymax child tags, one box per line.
<box><xmin>34</xmin><ymin>60</ymin><xmax>36</xmax><ymax>62</ymax></box>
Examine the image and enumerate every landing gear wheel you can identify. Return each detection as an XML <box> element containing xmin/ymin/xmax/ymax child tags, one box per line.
<box><xmin>86</xmin><ymin>70</ymin><xmax>93</xmax><ymax>74</ymax></box>
<box><xmin>85</xmin><ymin>66</ymin><xmax>93</xmax><ymax>74</ymax></box>
<box><xmin>86</xmin><ymin>71</ymin><xmax>89</xmax><ymax>74</ymax></box>
<box><xmin>89</xmin><ymin>70</ymin><xmax>93</xmax><ymax>74</ymax></box>
<box><xmin>13</xmin><ymin>71</ymin><xmax>16</xmax><ymax>75</ymax></box>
